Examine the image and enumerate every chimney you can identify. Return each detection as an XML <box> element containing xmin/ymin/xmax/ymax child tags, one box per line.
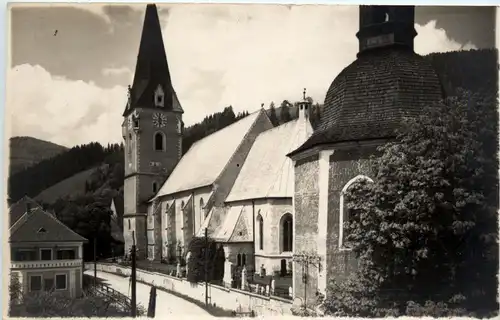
<box><xmin>297</xmin><ymin>88</ymin><xmax>311</xmax><ymax>122</ymax></box>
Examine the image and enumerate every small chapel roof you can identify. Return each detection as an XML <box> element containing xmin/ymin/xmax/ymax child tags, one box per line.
<box><xmin>226</xmin><ymin>117</ymin><xmax>313</xmax><ymax>202</ymax></box>
<box><xmin>153</xmin><ymin>109</ymin><xmax>265</xmax><ymax>198</ymax></box>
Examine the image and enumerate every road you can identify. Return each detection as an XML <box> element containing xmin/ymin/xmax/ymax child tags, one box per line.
<box><xmin>84</xmin><ymin>270</ymin><xmax>213</xmax><ymax>317</ymax></box>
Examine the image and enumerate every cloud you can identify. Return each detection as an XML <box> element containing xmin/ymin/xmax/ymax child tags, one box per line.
<box><xmin>7</xmin><ymin>64</ymin><xmax>127</xmax><ymax>147</ymax></box>
<box><xmin>161</xmin><ymin>5</ymin><xmax>478</xmax><ymax>127</ymax></box>
<box><xmin>8</xmin><ymin>5</ymin><xmax>480</xmax><ymax>147</ymax></box>
<box><xmin>102</xmin><ymin>66</ymin><xmax>133</xmax><ymax>78</ymax></box>
<box><xmin>414</xmin><ymin>20</ymin><xmax>476</xmax><ymax>55</ymax></box>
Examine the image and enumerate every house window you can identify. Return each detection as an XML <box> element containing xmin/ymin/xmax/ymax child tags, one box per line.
<box><xmin>133</xmin><ymin>119</ymin><xmax>139</xmax><ymax>128</ymax></box>
<box><xmin>15</xmin><ymin>249</ymin><xmax>36</xmax><ymax>261</ymax></box>
<box><xmin>29</xmin><ymin>275</ymin><xmax>42</xmax><ymax>292</ymax></box>
<box><xmin>153</xmin><ymin>182</ymin><xmax>158</xmax><ymax>193</ymax></box>
<box><xmin>56</xmin><ymin>249</ymin><xmax>76</xmax><ymax>260</ymax></box>
<box><xmin>40</xmin><ymin>248</ymin><xmax>52</xmax><ymax>261</ymax></box>
<box><xmin>257</xmin><ymin>214</ymin><xmax>264</xmax><ymax>250</ymax></box>
<box><xmin>154</xmin><ymin>132</ymin><xmax>165</xmax><ymax>151</ymax></box>
<box><xmin>339</xmin><ymin>175</ymin><xmax>374</xmax><ymax>250</ymax></box>
<box><xmin>280</xmin><ymin>213</ymin><xmax>293</xmax><ymax>253</ymax></box>
<box><xmin>55</xmin><ymin>274</ymin><xmax>67</xmax><ymax>290</ymax></box>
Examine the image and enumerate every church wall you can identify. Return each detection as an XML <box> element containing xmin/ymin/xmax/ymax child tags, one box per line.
<box><xmin>153</xmin><ymin>186</ymin><xmax>213</xmax><ymax>259</ymax></box>
<box><xmin>253</xmin><ymin>198</ymin><xmax>294</xmax><ymax>276</ymax></box>
<box><xmin>326</xmin><ymin>145</ymin><xmax>378</xmax><ymax>285</ymax></box>
<box><xmin>212</xmin><ymin>111</ymin><xmax>274</xmax><ymax>208</ymax></box>
<box><xmin>292</xmin><ymin>154</ymin><xmax>320</xmax><ymax>307</ymax></box>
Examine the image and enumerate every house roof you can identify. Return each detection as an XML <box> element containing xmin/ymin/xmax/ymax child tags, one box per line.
<box><xmin>226</xmin><ymin>117</ymin><xmax>313</xmax><ymax>202</ymax></box>
<box><xmin>153</xmin><ymin>109</ymin><xmax>265</xmax><ymax>198</ymax></box>
<box><xmin>9</xmin><ymin>195</ymin><xmax>43</xmax><ymax>227</ymax></box>
<box><xmin>10</xmin><ymin>207</ymin><xmax>87</xmax><ymax>243</ymax></box>
<box><xmin>290</xmin><ymin>48</ymin><xmax>443</xmax><ymax>156</ymax></box>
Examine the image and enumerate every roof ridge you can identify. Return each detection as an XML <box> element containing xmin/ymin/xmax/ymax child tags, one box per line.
<box><xmin>214</xmin><ymin>109</ymin><xmax>269</xmax><ymax>188</ymax></box>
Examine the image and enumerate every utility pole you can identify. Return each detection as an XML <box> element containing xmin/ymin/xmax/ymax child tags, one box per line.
<box><xmin>293</xmin><ymin>253</ymin><xmax>321</xmax><ymax>310</ymax></box>
<box><xmin>204</xmin><ymin>227</ymin><xmax>209</xmax><ymax>307</ymax></box>
<box><xmin>131</xmin><ymin>231</ymin><xmax>137</xmax><ymax>317</ymax></box>
<box><xmin>94</xmin><ymin>237</ymin><xmax>97</xmax><ymax>287</ymax></box>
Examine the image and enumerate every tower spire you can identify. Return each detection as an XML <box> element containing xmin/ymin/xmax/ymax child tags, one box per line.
<box><xmin>124</xmin><ymin>4</ymin><xmax>174</xmax><ymax>116</ymax></box>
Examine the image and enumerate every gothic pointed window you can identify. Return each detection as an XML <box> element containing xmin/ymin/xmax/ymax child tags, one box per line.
<box><xmin>237</xmin><ymin>253</ymin><xmax>242</xmax><ymax>267</ymax></box>
<box><xmin>154</xmin><ymin>132</ymin><xmax>166</xmax><ymax>151</ymax></box>
<box><xmin>339</xmin><ymin>175</ymin><xmax>374</xmax><ymax>250</ymax></box>
<box><xmin>257</xmin><ymin>214</ymin><xmax>264</xmax><ymax>250</ymax></box>
<box><xmin>154</xmin><ymin>85</ymin><xmax>165</xmax><ymax>108</ymax></box>
<box><xmin>280</xmin><ymin>213</ymin><xmax>293</xmax><ymax>253</ymax></box>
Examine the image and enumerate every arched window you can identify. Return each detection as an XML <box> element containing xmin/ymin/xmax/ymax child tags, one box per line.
<box><xmin>339</xmin><ymin>175</ymin><xmax>374</xmax><ymax>250</ymax></box>
<box><xmin>257</xmin><ymin>214</ymin><xmax>264</xmax><ymax>250</ymax></box>
<box><xmin>237</xmin><ymin>253</ymin><xmax>242</xmax><ymax>267</ymax></box>
<box><xmin>242</xmin><ymin>254</ymin><xmax>246</xmax><ymax>266</ymax></box>
<box><xmin>154</xmin><ymin>132</ymin><xmax>165</xmax><ymax>151</ymax></box>
<box><xmin>280</xmin><ymin>213</ymin><xmax>293</xmax><ymax>253</ymax></box>
<box><xmin>152</xmin><ymin>182</ymin><xmax>158</xmax><ymax>193</ymax></box>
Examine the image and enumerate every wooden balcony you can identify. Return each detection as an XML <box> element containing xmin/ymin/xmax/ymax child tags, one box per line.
<box><xmin>11</xmin><ymin>259</ymin><xmax>82</xmax><ymax>269</ymax></box>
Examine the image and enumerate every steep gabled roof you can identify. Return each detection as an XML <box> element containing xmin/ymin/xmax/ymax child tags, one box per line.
<box><xmin>9</xmin><ymin>195</ymin><xmax>42</xmax><ymax>227</ymax></box>
<box><xmin>226</xmin><ymin>118</ymin><xmax>313</xmax><ymax>202</ymax></box>
<box><xmin>153</xmin><ymin>109</ymin><xmax>265</xmax><ymax>198</ymax></box>
<box><xmin>124</xmin><ymin>4</ymin><xmax>181</xmax><ymax>115</ymax></box>
<box><xmin>10</xmin><ymin>207</ymin><xmax>87</xmax><ymax>243</ymax></box>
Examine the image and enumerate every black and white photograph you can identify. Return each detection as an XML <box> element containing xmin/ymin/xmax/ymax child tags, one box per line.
<box><xmin>5</xmin><ymin>2</ymin><xmax>499</xmax><ymax>318</ymax></box>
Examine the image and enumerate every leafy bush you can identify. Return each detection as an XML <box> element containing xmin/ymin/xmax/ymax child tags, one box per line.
<box><xmin>186</xmin><ymin>237</ymin><xmax>225</xmax><ymax>283</ymax></box>
<box><xmin>325</xmin><ymin>90</ymin><xmax>498</xmax><ymax>317</ymax></box>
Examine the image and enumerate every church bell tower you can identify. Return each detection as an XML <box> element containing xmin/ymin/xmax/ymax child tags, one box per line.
<box><xmin>122</xmin><ymin>4</ymin><xmax>184</xmax><ymax>259</ymax></box>
<box><xmin>356</xmin><ymin>5</ymin><xmax>417</xmax><ymax>55</ymax></box>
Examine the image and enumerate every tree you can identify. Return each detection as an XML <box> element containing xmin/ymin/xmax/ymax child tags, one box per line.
<box><xmin>268</xmin><ymin>102</ymin><xmax>279</xmax><ymax>126</ymax></box>
<box><xmin>186</xmin><ymin>237</ymin><xmax>225</xmax><ymax>284</ymax></box>
<box><xmin>325</xmin><ymin>90</ymin><xmax>498</xmax><ymax>317</ymax></box>
<box><xmin>280</xmin><ymin>100</ymin><xmax>292</xmax><ymax>124</ymax></box>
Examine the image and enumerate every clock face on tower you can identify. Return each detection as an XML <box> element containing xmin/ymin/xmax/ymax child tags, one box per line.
<box><xmin>152</xmin><ymin>113</ymin><xmax>167</xmax><ymax>128</ymax></box>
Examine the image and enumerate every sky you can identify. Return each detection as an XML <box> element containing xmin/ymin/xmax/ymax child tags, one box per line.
<box><xmin>7</xmin><ymin>4</ymin><xmax>495</xmax><ymax>147</ymax></box>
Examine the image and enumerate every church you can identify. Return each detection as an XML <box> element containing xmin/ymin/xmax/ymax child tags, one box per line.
<box><xmin>122</xmin><ymin>3</ymin><xmax>495</xmax><ymax>306</ymax></box>
<box><xmin>122</xmin><ymin>3</ymin><xmax>313</xmax><ymax>282</ymax></box>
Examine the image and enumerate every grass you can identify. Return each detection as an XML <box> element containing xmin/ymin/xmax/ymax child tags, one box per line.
<box><xmin>35</xmin><ymin>166</ymin><xmax>98</xmax><ymax>203</ymax></box>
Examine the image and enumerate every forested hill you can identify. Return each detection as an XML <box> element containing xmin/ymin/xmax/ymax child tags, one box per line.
<box><xmin>8</xmin><ymin>101</ymin><xmax>320</xmax><ymax>204</ymax></box>
<box><xmin>9</xmin><ymin>136</ymin><xmax>68</xmax><ymax>174</ymax></box>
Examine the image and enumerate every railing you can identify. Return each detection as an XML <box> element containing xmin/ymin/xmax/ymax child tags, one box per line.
<box><xmin>11</xmin><ymin>259</ymin><xmax>82</xmax><ymax>269</ymax></box>
<box><xmin>92</xmin><ymin>282</ymin><xmax>131</xmax><ymax>310</ymax></box>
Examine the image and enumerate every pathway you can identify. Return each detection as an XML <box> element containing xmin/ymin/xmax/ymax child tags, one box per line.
<box><xmin>84</xmin><ymin>270</ymin><xmax>213</xmax><ymax>317</ymax></box>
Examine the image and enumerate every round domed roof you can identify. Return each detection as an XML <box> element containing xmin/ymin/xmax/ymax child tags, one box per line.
<box><xmin>296</xmin><ymin>48</ymin><xmax>443</xmax><ymax>153</ymax></box>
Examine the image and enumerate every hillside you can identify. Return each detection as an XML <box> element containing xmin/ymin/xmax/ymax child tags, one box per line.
<box><xmin>9</xmin><ymin>136</ymin><xmax>68</xmax><ymax>174</ymax></box>
<box><xmin>35</xmin><ymin>167</ymin><xmax>100</xmax><ymax>204</ymax></box>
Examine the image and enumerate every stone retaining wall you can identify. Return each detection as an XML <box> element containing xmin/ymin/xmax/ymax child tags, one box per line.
<box><xmin>89</xmin><ymin>263</ymin><xmax>292</xmax><ymax>316</ymax></box>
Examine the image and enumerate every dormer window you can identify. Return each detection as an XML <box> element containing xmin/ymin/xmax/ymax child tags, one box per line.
<box><xmin>154</xmin><ymin>85</ymin><xmax>165</xmax><ymax>108</ymax></box>
<box><xmin>133</xmin><ymin>119</ymin><xmax>139</xmax><ymax>129</ymax></box>
<box><xmin>37</xmin><ymin>227</ymin><xmax>46</xmax><ymax>233</ymax></box>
